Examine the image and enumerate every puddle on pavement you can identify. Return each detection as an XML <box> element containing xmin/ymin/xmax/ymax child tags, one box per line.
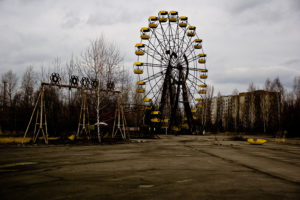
<box><xmin>139</xmin><ymin>184</ymin><xmax>154</xmax><ymax>188</ymax></box>
<box><xmin>175</xmin><ymin>154</ymin><xmax>192</xmax><ymax>157</ymax></box>
<box><xmin>176</xmin><ymin>179</ymin><xmax>193</xmax><ymax>183</ymax></box>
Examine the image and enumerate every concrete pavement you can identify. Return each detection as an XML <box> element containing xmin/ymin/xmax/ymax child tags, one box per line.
<box><xmin>0</xmin><ymin>135</ymin><xmax>299</xmax><ymax>200</ymax></box>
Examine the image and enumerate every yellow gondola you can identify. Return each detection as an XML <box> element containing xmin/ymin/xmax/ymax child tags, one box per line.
<box><xmin>200</xmin><ymin>69</ymin><xmax>208</xmax><ymax>73</ymax></box>
<box><xmin>149</xmin><ymin>16</ymin><xmax>158</xmax><ymax>28</ymax></box>
<box><xmin>191</xmin><ymin>109</ymin><xmax>197</xmax><ymax>113</ymax></box>
<box><xmin>151</xmin><ymin>111</ymin><xmax>161</xmax><ymax>115</ymax></box>
<box><xmin>162</xmin><ymin>119</ymin><xmax>169</xmax><ymax>122</ymax></box>
<box><xmin>181</xmin><ymin>123</ymin><xmax>189</xmax><ymax>129</ymax></box>
<box><xmin>198</xmin><ymin>90</ymin><xmax>207</xmax><ymax>94</ymax></box>
<box><xmin>247</xmin><ymin>138</ymin><xmax>267</xmax><ymax>145</ymax></box>
<box><xmin>199</xmin><ymin>84</ymin><xmax>207</xmax><ymax>88</ymax></box>
<box><xmin>158</xmin><ymin>10</ymin><xmax>168</xmax><ymax>22</ymax></box>
<box><xmin>172</xmin><ymin>127</ymin><xmax>180</xmax><ymax>131</ymax></box>
<box><xmin>140</xmin><ymin>27</ymin><xmax>150</xmax><ymax>40</ymax></box>
<box><xmin>187</xmin><ymin>26</ymin><xmax>196</xmax><ymax>37</ymax></box>
<box><xmin>143</xmin><ymin>98</ymin><xmax>151</xmax><ymax>102</ymax></box>
<box><xmin>169</xmin><ymin>11</ymin><xmax>178</xmax><ymax>22</ymax></box>
<box><xmin>194</xmin><ymin>44</ymin><xmax>202</xmax><ymax>49</ymax></box>
<box><xmin>200</xmin><ymin>75</ymin><xmax>208</xmax><ymax>79</ymax></box>
<box><xmin>151</xmin><ymin>118</ymin><xmax>160</xmax><ymax>123</ymax></box>
<box><xmin>196</xmin><ymin>104</ymin><xmax>203</xmax><ymax>108</ymax></box>
<box><xmin>198</xmin><ymin>53</ymin><xmax>206</xmax><ymax>57</ymax></box>
<box><xmin>198</xmin><ymin>59</ymin><xmax>206</xmax><ymax>64</ymax></box>
<box><xmin>133</xmin><ymin>62</ymin><xmax>144</xmax><ymax>74</ymax></box>
<box><xmin>179</xmin><ymin>16</ymin><xmax>187</xmax><ymax>27</ymax></box>
<box><xmin>196</xmin><ymin>98</ymin><xmax>203</xmax><ymax>102</ymax></box>
<box><xmin>135</xmin><ymin>43</ymin><xmax>145</xmax><ymax>56</ymax></box>
<box><xmin>136</xmin><ymin>80</ymin><xmax>145</xmax><ymax>93</ymax></box>
<box><xmin>136</xmin><ymin>88</ymin><xmax>145</xmax><ymax>93</ymax></box>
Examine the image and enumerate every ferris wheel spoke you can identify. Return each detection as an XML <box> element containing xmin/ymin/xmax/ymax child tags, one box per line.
<box><xmin>159</xmin><ymin>23</ymin><xmax>171</xmax><ymax>51</ymax></box>
<box><xmin>140</xmin><ymin>69</ymin><xmax>166</xmax><ymax>82</ymax></box>
<box><xmin>144</xmin><ymin>50</ymin><xmax>166</xmax><ymax>64</ymax></box>
<box><xmin>151</xmin><ymin>30</ymin><xmax>170</xmax><ymax>62</ymax></box>
<box><xmin>147</xmin><ymin>38</ymin><xmax>167</xmax><ymax>60</ymax></box>
<box><xmin>187</xmin><ymin>72</ymin><xmax>205</xmax><ymax>84</ymax></box>
<box><xmin>187</xmin><ymin>55</ymin><xmax>200</xmax><ymax>63</ymax></box>
<box><xmin>143</xmin><ymin>63</ymin><xmax>167</xmax><ymax>68</ymax></box>
<box><xmin>144</xmin><ymin>75</ymin><xmax>165</xmax><ymax>101</ymax></box>
<box><xmin>177</xmin><ymin>37</ymin><xmax>194</xmax><ymax>62</ymax></box>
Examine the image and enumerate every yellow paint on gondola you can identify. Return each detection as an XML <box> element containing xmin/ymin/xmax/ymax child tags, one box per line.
<box><xmin>198</xmin><ymin>53</ymin><xmax>206</xmax><ymax>57</ymax></box>
<box><xmin>159</xmin><ymin>18</ymin><xmax>168</xmax><ymax>22</ymax></box>
<box><xmin>135</xmin><ymin>50</ymin><xmax>145</xmax><ymax>56</ymax></box>
<box><xmin>148</xmin><ymin>16</ymin><xmax>158</xmax><ymax>21</ymax></box>
<box><xmin>136</xmin><ymin>81</ymin><xmax>145</xmax><ymax>85</ymax></box>
<box><xmin>194</xmin><ymin>38</ymin><xmax>202</xmax><ymax>43</ymax></box>
<box><xmin>143</xmin><ymin>98</ymin><xmax>151</xmax><ymax>102</ymax></box>
<box><xmin>179</xmin><ymin>16</ymin><xmax>188</xmax><ymax>20</ymax></box>
<box><xmin>169</xmin><ymin>17</ymin><xmax>177</xmax><ymax>22</ymax></box>
<box><xmin>187</xmin><ymin>32</ymin><xmax>195</xmax><ymax>37</ymax></box>
<box><xmin>200</xmin><ymin>69</ymin><xmax>208</xmax><ymax>72</ymax></box>
<box><xmin>199</xmin><ymin>84</ymin><xmax>207</xmax><ymax>88</ymax></box>
<box><xmin>194</xmin><ymin>44</ymin><xmax>202</xmax><ymax>49</ymax></box>
<box><xmin>169</xmin><ymin>11</ymin><xmax>178</xmax><ymax>15</ymax></box>
<box><xmin>136</xmin><ymin>88</ymin><xmax>145</xmax><ymax>93</ymax></box>
<box><xmin>134</xmin><ymin>69</ymin><xmax>143</xmax><ymax>74</ymax></box>
<box><xmin>149</xmin><ymin>23</ymin><xmax>158</xmax><ymax>28</ymax></box>
<box><xmin>198</xmin><ymin>90</ymin><xmax>207</xmax><ymax>94</ymax></box>
<box><xmin>151</xmin><ymin>111</ymin><xmax>161</xmax><ymax>115</ymax></box>
<box><xmin>141</xmin><ymin>35</ymin><xmax>150</xmax><ymax>40</ymax></box>
<box><xmin>135</xmin><ymin>43</ymin><xmax>145</xmax><ymax>47</ymax></box>
<box><xmin>198</xmin><ymin>59</ymin><xmax>206</xmax><ymax>64</ymax></box>
<box><xmin>187</xmin><ymin>26</ymin><xmax>196</xmax><ymax>30</ymax></box>
<box><xmin>179</xmin><ymin>23</ymin><xmax>187</xmax><ymax>27</ymax></box>
<box><xmin>200</xmin><ymin>75</ymin><xmax>208</xmax><ymax>79</ymax></box>
<box><xmin>134</xmin><ymin>61</ymin><xmax>143</xmax><ymax>66</ymax></box>
<box><xmin>140</xmin><ymin>27</ymin><xmax>150</xmax><ymax>32</ymax></box>
<box><xmin>162</xmin><ymin>119</ymin><xmax>169</xmax><ymax>122</ymax></box>
<box><xmin>151</xmin><ymin>118</ymin><xmax>160</xmax><ymax>123</ymax></box>
<box><xmin>172</xmin><ymin>127</ymin><xmax>180</xmax><ymax>131</ymax></box>
<box><xmin>181</xmin><ymin>124</ymin><xmax>189</xmax><ymax>129</ymax></box>
<box><xmin>247</xmin><ymin>138</ymin><xmax>267</xmax><ymax>145</ymax></box>
<box><xmin>197</xmin><ymin>104</ymin><xmax>203</xmax><ymax>108</ymax></box>
<box><xmin>158</xmin><ymin>10</ymin><xmax>168</xmax><ymax>15</ymax></box>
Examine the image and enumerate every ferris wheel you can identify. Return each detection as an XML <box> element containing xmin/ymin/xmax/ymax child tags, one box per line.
<box><xmin>133</xmin><ymin>10</ymin><xmax>208</xmax><ymax>134</ymax></box>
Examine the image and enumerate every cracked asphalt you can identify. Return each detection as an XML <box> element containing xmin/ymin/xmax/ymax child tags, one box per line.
<box><xmin>0</xmin><ymin>135</ymin><xmax>299</xmax><ymax>200</ymax></box>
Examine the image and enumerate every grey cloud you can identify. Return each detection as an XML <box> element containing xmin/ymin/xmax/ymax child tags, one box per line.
<box><xmin>62</xmin><ymin>12</ymin><xmax>81</xmax><ymax>29</ymax></box>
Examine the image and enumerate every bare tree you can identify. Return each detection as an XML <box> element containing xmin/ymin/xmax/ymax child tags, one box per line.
<box><xmin>232</xmin><ymin>89</ymin><xmax>240</xmax><ymax>132</ymax></box>
<box><xmin>203</xmin><ymin>85</ymin><xmax>214</xmax><ymax>130</ymax></box>
<box><xmin>247</xmin><ymin>82</ymin><xmax>256</xmax><ymax>130</ymax></box>
<box><xmin>77</xmin><ymin>36</ymin><xmax>123</xmax><ymax>142</ymax></box>
<box><xmin>270</xmin><ymin>77</ymin><xmax>284</xmax><ymax>133</ymax></box>
<box><xmin>1</xmin><ymin>70</ymin><xmax>18</xmax><ymax>107</ymax></box>
<box><xmin>21</xmin><ymin>66</ymin><xmax>37</xmax><ymax>107</ymax></box>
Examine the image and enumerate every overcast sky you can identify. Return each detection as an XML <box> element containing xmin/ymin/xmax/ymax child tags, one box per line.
<box><xmin>0</xmin><ymin>0</ymin><xmax>299</xmax><ymax>95</ymax></box>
